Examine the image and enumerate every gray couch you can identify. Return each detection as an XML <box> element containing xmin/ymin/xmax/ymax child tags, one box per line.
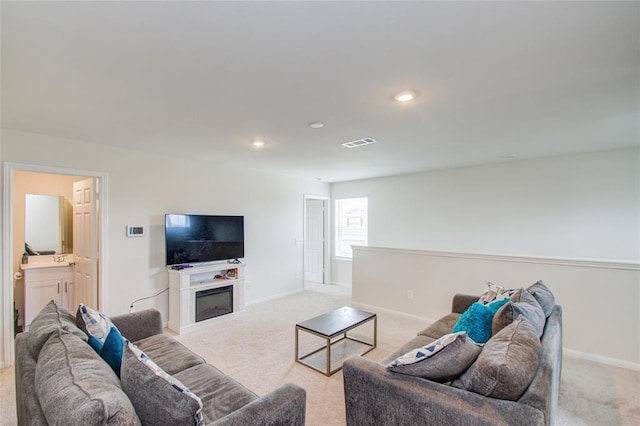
<box><xmin>343</xmin><ymin>293</ymin><xmax>562</xmax><ymax>426</ymax></box>
<box><xmin>15</xmin><ymin>301</ymin><xmax>306</xmax><ymax>425</ymax></box>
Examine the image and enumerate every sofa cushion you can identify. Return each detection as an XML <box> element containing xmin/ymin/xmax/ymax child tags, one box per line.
<box><xmin>76</xmin><ymin>303</ymin><xmax>115</xmax><ymax>344</ymax></box>
<box><xmin>174</xmin><ymin>363</ymin><xmax>259</xmax><ymax>423</ymax></box>
<box><xmin>387</xmin><ymin>332</ymin><xmax>482</xmax><ymax>382</ymax></box>
<box><xmin>121</xmin><ymin>342</ymin><xmax>204</xmax><ymax>426</ymax></box>
<box><xmin>417</xmin><ymin>313</ymin><xmax>460</xmax><ymax>339</ymax></box>
<box><xmin>134</xmin><ymin>333</ymin><xmax>206</xmax><ymax>375</ymax></box>
<box><xmin>492</xmin><ymin>289</ymin><xmax>546</xmax><ymax>338</ymax></box>
<box><xmin>35</xmin><ymin>329</ymin><xmax>140</xmax><ymax>425</ymax></box>
<box><xmin>527</xmin><ymin>280</ymin><xmax>555</xmax><ymax>318</ymax></box>
<box><xmin>28</xmin><ymin>300</ymin><xmax>87</xmax><ymax>360</ymax></box>
<box><xmin>455</xmin><ymin>317</ymin><xmax>542</xmax><ymax>401</ymax></box>
<box><xmin>452</xmin><ymin>298</ymin><xmax>509</xmax><ymax>344</ymax></box>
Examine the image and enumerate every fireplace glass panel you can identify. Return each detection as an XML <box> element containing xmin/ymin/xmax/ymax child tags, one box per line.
<box><xmin>195</xmin><ymin>285</ymin><xmax>233</xmax><ymax>322</ymax></box>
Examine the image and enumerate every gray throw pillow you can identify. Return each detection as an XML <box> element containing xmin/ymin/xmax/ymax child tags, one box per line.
<box><xmin>527</xmin><ymin>280</ymin><xmax>555</xmax><ymax>318</ymax></box>
<box><xmin>387</xmin><ymin>332</ymin><xmax>482</xmax><ymax>382</ymax></box>
<box><xmin>456</xmin><ymin>317</ymin><xmax>542</xmax><ymax>400</ymax></box>
<box><xmin>28</xmin><ymin>300</ymin><xmax>87</xmax><ymax>360</ymax></box>
<box><xmin>35</xmin><ymin>329</ymin><xmax>140</xmax><ymax>425</ymax></box>
<box><xmin>120</xmin><ymin>342</ymin><xmax>204</xmax><ymax>426</ymax></box>
<box><xmin>492</xmin><ymin>289</ymin><xmax>546</xmax><ymax>338</ymax></box>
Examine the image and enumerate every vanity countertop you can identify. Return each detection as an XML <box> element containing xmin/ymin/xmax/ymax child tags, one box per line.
<box><xmin>21</xmin><ymin>254</ymin><xmax>74</xmax><ymax>270</ymax></box>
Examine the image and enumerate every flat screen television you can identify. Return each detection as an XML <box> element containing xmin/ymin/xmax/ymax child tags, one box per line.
<box><xmin>165</xmin><ymin>214</ymin><xmax>244</xmax><ymax>266</ymax></box>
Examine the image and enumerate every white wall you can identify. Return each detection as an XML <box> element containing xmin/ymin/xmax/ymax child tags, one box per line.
<box><xmin>0</xmin><ymin>129</ymin><xmax>329</xmax><ymax>366</ymax></box>
<box><xmin>352</xmin><ymin>246</ymin><xmax>640</xmax><ymax>368</ymax></box>
<box><xmin>332</xmin><ymin>148</ymin><xmax>640</xmax><ymax>262</ymax></box>
<box><xmin>331</xmin><ymin>258</ymin><xmax>352</xmax><ymax>287</ymax></box>
<box><xmin>332</xmin><ymin>148</ymin><xmax>640</xmax><ymax>368</ymax></box>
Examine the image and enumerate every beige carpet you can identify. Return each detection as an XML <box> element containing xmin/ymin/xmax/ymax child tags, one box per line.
<box><xmin>1</xmin><ymin>283</ymin><xmax>639</xmax><ymax>425</ymax></box>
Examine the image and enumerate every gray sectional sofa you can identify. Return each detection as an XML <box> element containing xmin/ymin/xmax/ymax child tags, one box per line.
<box><xmin>15</xmin><ymin>301</ymin><xmax>306</xmax><ymax>425</ymax></box>
<box><xmin>343</xmin><ymin>291</ymin><xmax>562</xmax><ymax>426</ymax></box>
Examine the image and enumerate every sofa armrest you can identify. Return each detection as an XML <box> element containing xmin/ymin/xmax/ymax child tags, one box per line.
<box><xmin>451</xmin><ymin>294</ymin><xmax>479</xmax><ymax>314</ymax></box>
<box><xmin>343</xmin><ymin>356</ymin><xmax>544</xmax><ymax>426</ymax></box>
<box><xmin>110</xmin><ymin>309</ymin><xmax>163</xmax><ymax>342</ymax></box>
<box><xmin>209</xmin><ymin>383</ymin><xmax>306</xmax><ymax>426</ymax></box>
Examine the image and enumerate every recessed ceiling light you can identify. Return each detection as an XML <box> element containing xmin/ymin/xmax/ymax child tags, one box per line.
<box><xmin>252</xmin><ymin>140</ymin><xmax>265</xmax><ymax>148</ymax></box>
<box><xmin>394</xmin><ymin>90</ymin><xmax>418</xmax><ymax>102</ymax></box>
<box><xmin>309</xmin><ymin>121</ymin><xmax>324</xmax><ymax>129</ymax></box>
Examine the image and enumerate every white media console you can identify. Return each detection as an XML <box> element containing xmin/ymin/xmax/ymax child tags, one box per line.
<box><xmin>167</xmin><ymin>261</ymin><xmax>246</xmax><ymax>334</ymax></box>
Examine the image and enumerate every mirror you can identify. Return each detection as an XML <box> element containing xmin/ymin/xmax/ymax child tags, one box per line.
<box><xmin>24</xmin><ymin>194</ymin><xmax>73</xmax><ymax>254</ymax></box>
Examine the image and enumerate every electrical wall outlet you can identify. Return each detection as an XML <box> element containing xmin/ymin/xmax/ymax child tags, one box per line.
<box><xmin>407</xmin><ymin>290</ymin><xmax>414</xmax><ymax>300</ymax></box>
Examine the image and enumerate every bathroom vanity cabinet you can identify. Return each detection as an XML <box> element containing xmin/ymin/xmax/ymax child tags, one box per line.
<box><xmin>22</xmin><ymin>264</ymin><xmax>74</xmax><ymax>330</ymax></box>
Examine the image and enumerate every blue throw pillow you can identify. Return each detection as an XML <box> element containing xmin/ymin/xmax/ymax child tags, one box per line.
<box><xmin>453</xmin><ymin>298</ymin><xmax>509</xmax><ymax>344</ymax></box>
<box><xmin>99</xmin><ymin>327</ymin><xmax>125</xmax><ymax>377</ymax></box>
<box><xmin>87</xmin><ymin>335</ymin><xmax>104</xmax><ymax>352</ymax></box>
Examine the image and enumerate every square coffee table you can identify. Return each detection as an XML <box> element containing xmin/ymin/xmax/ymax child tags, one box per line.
<box><xmin>295</xmin><ymin>306</ymin><xmax>377</xmax><ymax>376</ymax></box>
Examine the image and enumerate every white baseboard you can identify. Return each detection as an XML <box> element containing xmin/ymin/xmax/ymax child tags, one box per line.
<box><xmin>331</xmin><ymin>281</ymin><xmax>352</xmax><ymax>288</ymax></box>
<box><xmin>245</xmin><ymin>288</ymin><xmax>304</xmax><ymax>306</ymax></box>
<box><xmin>564</xmin><ymin>349</ymin><xmax>640</xmax><ymax>371</ymax></box>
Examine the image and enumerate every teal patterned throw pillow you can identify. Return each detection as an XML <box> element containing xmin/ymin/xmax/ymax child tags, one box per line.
<box><xmin>453</xmin><ymin>298</ymin><xmax>509</xmax><ymax>343</ymax></box>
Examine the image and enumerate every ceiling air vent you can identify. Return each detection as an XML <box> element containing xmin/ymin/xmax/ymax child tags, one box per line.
<box><xmin>341</xmin><ymin>137</ymin><xmax>377</xmax><ymax>148</ymax></box>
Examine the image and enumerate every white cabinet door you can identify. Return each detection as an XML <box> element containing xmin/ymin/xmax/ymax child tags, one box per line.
<box><xmin>25</xmin><ymin>279</ymin><xmax>60</xmax><ymax>329</ymax></box>
<box><xmin>62</xmin><ymin>278</ymin><xmax>75</xmax><ymax>310</ymax></box>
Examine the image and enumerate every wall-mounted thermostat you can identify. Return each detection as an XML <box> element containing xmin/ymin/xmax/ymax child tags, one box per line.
<box><xmin>126</xmin><ymin>225</ymin><xmax>145</xmax><ymax>237</ymax></box>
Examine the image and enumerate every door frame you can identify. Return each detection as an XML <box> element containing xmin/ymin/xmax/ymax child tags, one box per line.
<box><xmin>2</xmin><ymin>162</ymin><xmax>108</xmax><ymax>367</ymax></box>
<box><xmin>303</xmin><ymin>194</ymin><xmax>330</xmax><ymax>287</ymax></box>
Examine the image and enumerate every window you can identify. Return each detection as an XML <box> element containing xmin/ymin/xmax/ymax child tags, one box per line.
<box><xmin>335</xmin><ymin>197</ymin><xmax>368</xmax><ymax>258</ymax></box>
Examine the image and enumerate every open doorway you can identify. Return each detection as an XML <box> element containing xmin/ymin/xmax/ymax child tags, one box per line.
<box><xmin>303</xmin><ymin>195</ymin><xmax>329</xmax><ymax>286</ymax></box>
<box><xmin>2</xmin><ymin>162</ymin><xmax>107</xmax><ymax>367</ymax></box>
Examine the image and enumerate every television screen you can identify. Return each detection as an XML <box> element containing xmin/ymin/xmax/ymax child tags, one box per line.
<box><xmin>165</xmin><ymin>214</ymin><xmax>244</xmax><ymax>266</ymax></box>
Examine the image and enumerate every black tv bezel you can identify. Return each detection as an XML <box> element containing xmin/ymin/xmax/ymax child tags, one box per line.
<box><xmin>164</xmin><ymin>213</ymin><xmax>244</xmax><ymax>266</ymax></box>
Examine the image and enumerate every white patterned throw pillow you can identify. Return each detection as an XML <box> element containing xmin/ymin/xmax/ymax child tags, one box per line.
<box><xmin>76</xmin><ymin>303</ymin><xmax>115</xmax><ymax>344</ymax></box>
<box><xmin>387</xmin><ymin>332</ymin><xmax>482</xmax><ymax>382</ymax></box>
<box><xmin>389</xmin><ymin>332</ymin><xmax>466</xmax><ymax>366</ymax></box>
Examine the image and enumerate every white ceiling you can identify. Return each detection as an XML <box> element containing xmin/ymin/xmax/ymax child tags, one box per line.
<box><xmin>2</xmin><ymin>1</ymin><xmax>638</xmax><ymax>182</ymax></box>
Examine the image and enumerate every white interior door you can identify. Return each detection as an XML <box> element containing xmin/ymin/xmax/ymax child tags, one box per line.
<box><xmin>304</xmin><ymin>198</ymin><xmax>325</xmax><ymax>283</ymax></box>
<box><xmin>73</xmin><ymin>178</ymin><xmax>98</xmax><ymax>309</ymax></box>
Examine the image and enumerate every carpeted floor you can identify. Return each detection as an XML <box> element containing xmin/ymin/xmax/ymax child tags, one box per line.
<box><xmin>1</xmin><ymin>283</ymin><xmax>638</xmax><ymax>425</ymax></box>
